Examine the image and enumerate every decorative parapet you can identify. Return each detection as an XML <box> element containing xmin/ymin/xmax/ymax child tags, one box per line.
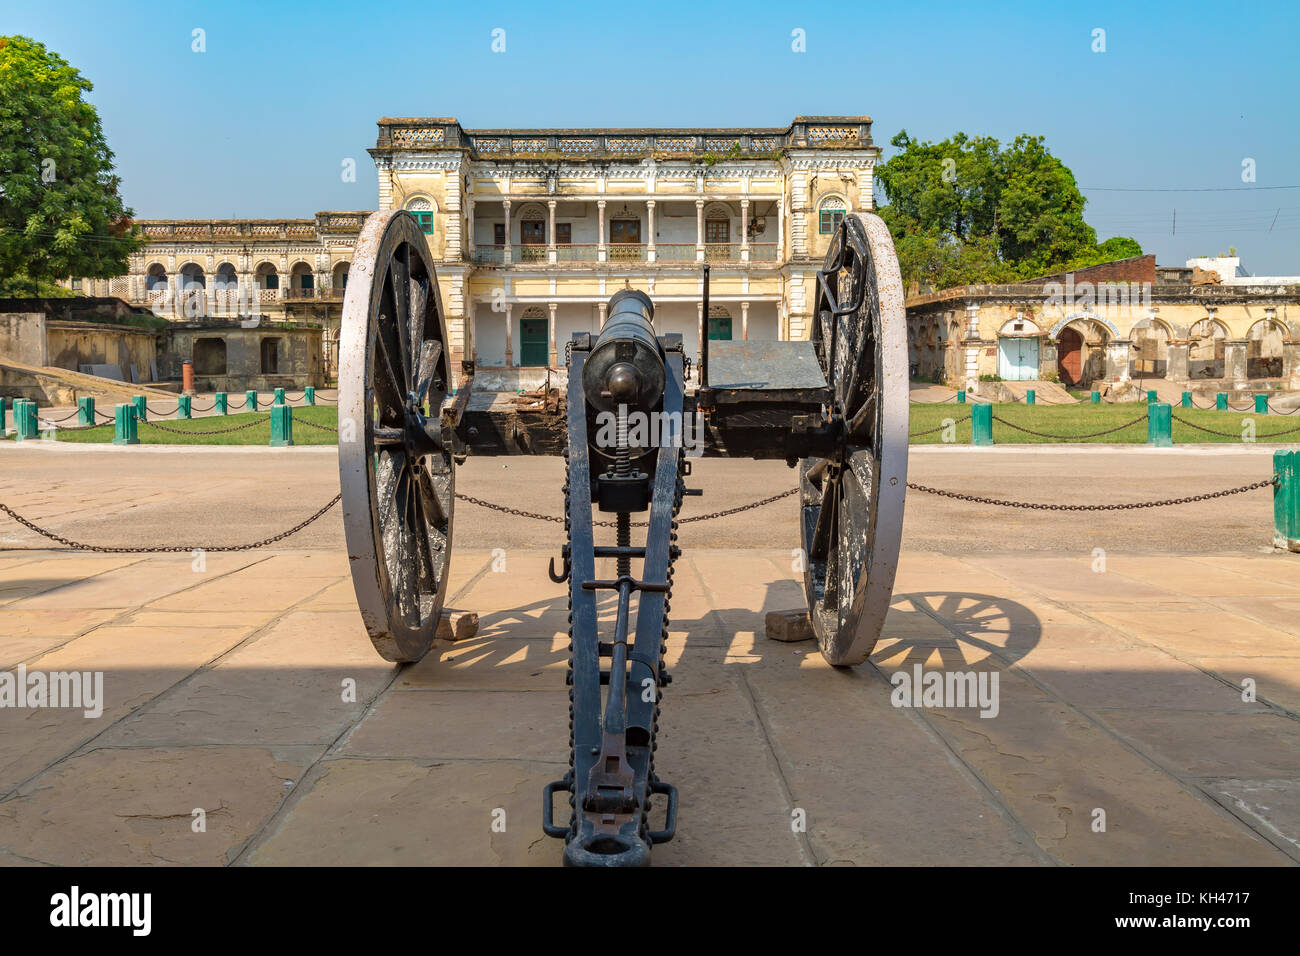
<box><xmin>130</xmin><ymin>212</ymin><xmax>371</xmax><ymax>245</ymax></box>
<box><xmin>372</xmin><ymin>115</ymin><xmax>875</xmax><ymax>161</ymax></box>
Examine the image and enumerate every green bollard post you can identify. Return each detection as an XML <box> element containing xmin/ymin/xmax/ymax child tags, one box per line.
<box><xmin>0</xmin><ymin>396</ymin><xmax>7</xmax><ymax>433</ymax></box>
<box><xmin>274</xmin><ymin>387</ymin><xmax>286</xmax><ymax>406</ymax></box>
<box><xmin>113</xmin><ymin>404</ymin><xmax>138</xmax><ymax>445</ymax></box>
<box><xmin>15</xmin><ymin>400</ymin><xmax>37</xmax><ymax>441</ymax></box>
<box><xmin>1090</xmin><ymin>390</ymin><xmax>1100</xmax><ymax>404</ymax></box>
<box><xmin>132</xmin><ymin>394</ymin><xmax>147</xmax><ymax>422</ymax></box>
<box><xmin>1216</xmin><ymin>392</ymin><xmax>1228</xmax><ymax>411</ymax></box>
<box><xmin>215</xmin><ymin>392</ymin><xmax>228</xmax><ymax>415</ymax></box>
<box><xmin>1147</xmin><ymin>402</ymin><xmax>1172</xmax><ymax>447</ymax></box>
<box><xmin>1026</xmin><ymin>389</ymin><xmax>1035</xmax><ymax>405</ymax></box>
<box><xmin>245</xmin><ymin>390</ymin><xmax>258</xmax><ymax>412</ymax></box>
<box><xmin>270</xmin><ymin>404</ymin><xmax>294</xmax><ymax>447</ymax></box>
<box><xmin>1147</xmin><ymin>389</ymin><xmax>1158</xmax><ymax>404</ymax></box>
<box><xmin>304</xmin><ymin>386</ymin><xmax>316</xmax><ymax>406</ymax></box>
<box><xmin>971</xmin><ymin>402</ymin><xmax>993</xmax><ymax>446</ymax></box>
<box><xmin>77</xmin><ymin>396</ymin><xmax>95</xmax><ymax>425</ymax></box>
<box><xmin>1274</xmin><ymin>450</ymin><xmax>1300</xmax><ymax>552</ymax></box>
<box><xmin>956</xmin><ymin>389</ymin><xmax>965</xmax><ymax>404</ymax></box>
<box><xmin>1181</xmin><ymin>391</ymin><xmax>1193</xmax><ymax>409</ymax></box>
<box><xmin>1256</xmin><ymin>393</ymin><xmax>1268</xmax><ymax>414</ymax></box>
<box><xmin>178</xmin><ymin>395</ymin><xmax>192</xmax><ymax>419</ymax></box>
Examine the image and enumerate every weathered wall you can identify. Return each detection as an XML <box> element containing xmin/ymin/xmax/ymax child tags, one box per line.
<box><xmin>45</xmin><ymin>321</ymin><xmax>159</xmax><ymax>383</ymax></box>
<box><xmin>164</xmin><ymin>326</ymin><xmax>324</xmax><ymax>391</ymax></box>
<box><xmin>0</xmin><ymin>312</ymin><xmax>47</xmax><ymax>366</ymax></box>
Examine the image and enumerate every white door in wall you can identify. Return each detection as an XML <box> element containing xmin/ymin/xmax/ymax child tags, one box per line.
<box><xmin>997</xmin><ymin>337</ymin><xmax>1039</xmax><ymax>381</ymax></box>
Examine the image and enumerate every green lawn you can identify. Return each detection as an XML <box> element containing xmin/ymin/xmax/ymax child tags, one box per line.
<box><xmin>908</xmin><ymin>401</ymin><xmax>1300</xmax><ymax>444</ymax></box>
<box><xmin>9</xmin><ymin>401</ymin><xmax>1299</xmax><ymax>447</ymax></box>
<box><xmin>29</xmin><ymin>407</ymin><xmax>340</xmax><ymax>446</ymax></box>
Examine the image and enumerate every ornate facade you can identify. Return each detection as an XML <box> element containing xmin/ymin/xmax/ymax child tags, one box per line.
<box><xmin>369</xmin><ymin>116</ymin><xmax>880</xmax><ymax>387</ymax></box>
<box><xmin>60</xmin><ymin>212</ymin><xmax>370</xmax><ymax>378</ymax></box>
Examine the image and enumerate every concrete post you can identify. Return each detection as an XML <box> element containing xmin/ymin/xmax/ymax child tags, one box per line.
<box><xmin>178</xmin><ymin>395</ymin><xmax>192</xmax><ymax>419</ymax></box>
<box><xmin>305</xmin><ymin>386</ymin><xmax>316</xmax><ymax>406</ymax></box>
<box><xmin>113</xmin><ymin>404</ymin><xmax>138</xmax><ymax>445</ymax></box>
<box><xmin>1256</xmin><ymin>393</ymin><xmax>1269</xmax><ymax>414</ymax></box>
<box><xmin>1090</xmin><ymin>390</ymin><xmax>1101</xmax><ymax>404</ymax></box>
<box><xmin>246</xmin><ymin>390</ymin><xmax>258</xmax><ymax>412</ymax></box>
<box><xmin>1225</xmin><ymin>339</ymin><xmax>1248</xmax><ymax>386</ymax></box>
<box><xmin>77</xmin><ymin>396</ymin><xmax>94</xmax><ymax>426</ymax></box>
<box><xmin>1216</xmin><ymin>392</ymin><xmax>1228</xmax><ymax>411</ymax></box>
<box><xmin>1181</xmin><ymin>391</ymin><xmax>1193</xmax><ymax>408</ymax></box>
<box><xmin>274</xmin><ymin>387</ymin><xmax>286</xmax><ymax>406</ymax></box>
<box><xmin>132</xmin><ymin>395</ymin><xmax>147</xmax><ymax>422</ymax></box>
<box><xmin>215</xmin><ymin>392</ymin><xmax>228</xmax><ymax>415</ymax></box>
<box><xmin>972</xmin><ymin>402</ymin><xmax>993</xmax><ymax>446</ymax></box>
<box><xmin>270</xmin><ymin>404</ymin><xmax>293</xmax><ymax>446</ymax></box>
<box><xmin>1274</xmin><ymin>450</ymin><xmax>1300</xmax><ymax>552</ymax></box>
<box><xmin>1026</xmin><ymin>389</ymin><xmax>1036</xmax><ymax>405</ymax></box>
<box><xmin>1148</xmin><ymin>403</ymin><xmax>1172</xmax><ymax>447</ymax></box>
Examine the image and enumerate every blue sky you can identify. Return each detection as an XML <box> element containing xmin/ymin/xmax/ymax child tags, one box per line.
<box><xmin>4</xmin><ymin>0</ymin><xmax>1298</xmax><ymax>272</ymax></box>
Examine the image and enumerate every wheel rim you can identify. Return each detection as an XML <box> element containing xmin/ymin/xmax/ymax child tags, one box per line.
<box><xmin>338</xmin><ymin>210</ymin><xmax>455</xmax><ymax>663</ymax></box>
<box><xmin>800</xmin><ymin>212</ymin><xmax>909</xmax><ymax>666</ymax></box>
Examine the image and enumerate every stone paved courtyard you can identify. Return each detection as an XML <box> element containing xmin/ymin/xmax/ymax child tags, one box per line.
<box><xmin>1</xmin><ymin>445</ymin><xmax>1297</xmax><ymax>866</ymax></box>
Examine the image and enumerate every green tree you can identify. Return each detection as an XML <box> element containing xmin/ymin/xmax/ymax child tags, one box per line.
<box><xmin>876</xmin><ymin>130</ymin><xmax>1140</xmax><ymax>290</ymax></box>
<box><xmin>0</xmin><ymin>35</ymin><xmax>142</xmax><ymax>295</ymax></box>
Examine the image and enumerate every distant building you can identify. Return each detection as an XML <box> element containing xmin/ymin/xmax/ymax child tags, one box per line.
<box><xmin>906</xmin><ymin>255</ymin><xmax>1300</xmax><ymax>392</ymax></box>
<box><xmin>1184</xmin><ymin>256</ymin><xmax>1300</xmax><ymax>287</ymax></box>
<box><xmin>370</xmin><ymin>115</ymin><xmax>881</xmax><ymax>388</ymax></box>
<box><xmin>58</xmin><ymin>212</ymin><xmax>372</xmax><ymax>379</ymax></box>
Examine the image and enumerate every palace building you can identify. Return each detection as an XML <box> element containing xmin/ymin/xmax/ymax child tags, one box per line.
<box><xmin>369</xmin><ymin>115</ymin><xmax>880</xmax><ymax>387</ymax></box>
<box><xmin>59</xmin><ymin>212</ymin><xmax>370</xmax><ymax>379</ymax></box>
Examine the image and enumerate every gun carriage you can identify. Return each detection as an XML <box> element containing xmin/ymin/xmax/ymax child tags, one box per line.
<box><xmin>337</xmin><ymin>208</ymin><xmax>908</xmax><ymax>865</ymax></box>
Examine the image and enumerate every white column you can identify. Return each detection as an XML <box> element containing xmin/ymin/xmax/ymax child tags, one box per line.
<box><xmin>504</xmin><ymin>303</ymin><xmax>513</xmax><ymax>367</ymax></box>
<box><xmin>740</xmin><ymin>199</ymin><xmax>750</xmax><ymax>262</ymax></box>
<box><xmin>599</xmin><ymin>301</ymin><xmax>607</xmax><ymax>327</ymax></box>
<box><xmin>646</xmin><ymin>200</ymin><xmax>656</xmax><ymax>263</ymax></box>
<box><xmin>470</xmin><ymin>304</ymin><xmax>478</xmax><ymax>362</ymax></box>
<box><xmin>547</xmin><ymin>200</ymin><xmax>557</xmax><ymax>264</ymax></box>
<box><xmin>597</xmin><ymin>200</ymin><xmax>607</xmax><ymax>262</ymax></box>
<box><xmin>548</xmin><ymin>301</ymin><xmax>558</xmax><ymax>366</ymax></box>
<box><xmin>742</xmin><ymin>301</ymin><xmax>750</xmax><ymax>340</ymax></box>
<box><xmin>502</xmin><ymin>199</ymin><xmax>512</xmax><ymax>265</ymax></box>
<box><xmin>695</xmin><ymin>199</ymin><xmax>705</xmax><ymax>262</ymax></box>
<box><xmin>777</xmin><ymin>199</ymin><xmax>785</xmax><ymax>261</ymax></box>
<box><xmin>698</xmin><ymin>301</ymin><xmax>705</xmax><ymax>352</ymax></box>
<box><xmin>467</xmin><ymin>200</ymin><xmax>475</xmax><ymax>256</ymax></box>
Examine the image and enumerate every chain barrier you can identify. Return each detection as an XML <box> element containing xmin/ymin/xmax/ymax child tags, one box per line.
<box><xmin>1171</xmin><ymin>414</ymin><xmax>1300</xmax><ymax>439</ymax></box>
<box><xmin>38</xmin><ymin>410</ymin><xmax>82</xmax><ymax>424</ymax></box>
<box><xmin>991</xmin><ymin>413</ymin><xmax>1149</xmax><ymax>439</ymax></box>
<box><xmin>0</xmin><ymin>494</ymin><xmax>341</xmax><ymax>553</ymax></box>
<box><xmin>907</xmin><ymin>477</ymin><xmax>1277</xmax><ymax>511</ymax></box>
<box><xmin>138</xmin><ymin>417</ymin><xmax>268</xmax><ymax>435</ymax></box>
<box><xmin>909</xmin><ymin>414</ymin><xmax>972</xmax><ymax>437</ymax></box>
<box><xmin>296</xmin><ymin>418</ymin><xmax>339</xmax><ymax>433</ymax></box>
<box><xmin>454</xmin><ymin>487</ymin><xmax>799</xmax><ymax>528</ymax></box>
<box><xmin>45</xmin><ymin>420</ymin><xmax>114</xmax><ymax>432</ymax></box>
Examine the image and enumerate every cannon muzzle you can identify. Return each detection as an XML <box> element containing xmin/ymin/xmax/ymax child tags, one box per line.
<box><xmin>581</xmin><ymin>289</ymin><xmax>666</xmax><ymax>415</ymax></box>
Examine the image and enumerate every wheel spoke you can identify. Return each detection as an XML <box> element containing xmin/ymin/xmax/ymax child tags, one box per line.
<box><xmin>391</xmin><ymin>246</ymin><xmax>412</xmax><ymax>390</ymax></box>
<box><xmin>808</xmin><ymin>471</ymin><xmax>838</xmax><ymax>561</ymax></box>
<box><xmin>409</xmin><ymin>272</ymin><xmax>428</xmax><ymax>360</ymax></box>
<box><xmin>415</xmin><ymin>464</ymin><xmax>448</xmax><ymax>528</ymax></box>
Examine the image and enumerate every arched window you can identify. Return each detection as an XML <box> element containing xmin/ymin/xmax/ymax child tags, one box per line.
<box><xmin>406</xmin><ymin>197</ymin><xmax>435</xmax><ymax>235</ymax></box>
<box><xmin>818</xmin><ymin>196</ymin><xmax>848</xmax><ymax>234</ymax></box>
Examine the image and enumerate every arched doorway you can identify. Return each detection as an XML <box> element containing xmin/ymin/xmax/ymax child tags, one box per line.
<box><xmin>1057</xmin><ymin>327</ymin><xmax>1083</xmax><ymax>385</ymax></box>
<box><xmin>1188</xmin><ymin>319</ymin><xmax>1227</xmax><ymax>379</ymax></box>
<box><xmin>1247</xmin><ymin>319</ymin><xmax>1285</xmax><ymax>379</ymax></box>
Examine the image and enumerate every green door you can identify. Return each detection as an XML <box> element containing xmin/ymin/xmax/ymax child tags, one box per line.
<box><xmin>708</xmin><ymin>315</ymin><xmax>732</xmax><ymax>340</ymax></box>
<box><xmin>519</xmin><ymin>318</ymin><xmax>549</xmax><ymax>366</ymax></box>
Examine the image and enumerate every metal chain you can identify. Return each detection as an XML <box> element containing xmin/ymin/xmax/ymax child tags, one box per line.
<box><xmin>0</xmin><ymin>494</ymin><xmax>341</xmax><ymax>553</ymax></box>
<box><xmin>138</xmin><ymin>417</ymin><xmax>267</xmax><ymax>435</ymax></box>
<box><xmin>992</xmin><ymin>413</ymin><xmax>1148</xmax><ymax>439</ymax></box>
<box><xmin>296</xmin><ymin>418</ymin><xmax>339</xmax><ymax>433</ymax></box>
<box><xmin>1171</xmin><ymin>414</ymin><xmax>1300</xmax><ymax>439</ymax></box>
<box><xmin>46</xmin><ymin>420</ymin><xmax>114</xmax><ymax>432</ymax></box>
<box><xmin>907</xmin><ymin>477</ymin><xmax>1277</xmax><ymax>511</ymax></box>
<box><xmin>454</xmin><ymin>486</ymin><xmax>798</xmax><ymax>528</ymax></box>
<box><xmin>38</xmin><ymin>409</ymin><xmax>82</xmax><ymax>423</ymax></box>
<box><xmin>910</xmin><ymin>413</ymin><xmax>972</xmax><ymax>437</ymax></box>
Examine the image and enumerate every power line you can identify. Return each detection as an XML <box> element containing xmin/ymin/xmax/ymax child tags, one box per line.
<box><xmin>1082</xmin><ymin>184</ymin><xmax>1300</xmax><ymax>192</ymax></box>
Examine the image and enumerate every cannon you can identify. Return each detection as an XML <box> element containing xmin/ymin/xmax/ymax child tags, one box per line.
<box><xmin>337</xmin><ymin>208</ymin><xmax>908</xmax><ymax>865</ymax></box>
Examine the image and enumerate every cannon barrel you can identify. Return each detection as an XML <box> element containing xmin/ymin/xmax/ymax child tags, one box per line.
<box><xmin>581</xmin><ymin>289</ymin><xmax>666</xmax><ymax>415</ymax></box>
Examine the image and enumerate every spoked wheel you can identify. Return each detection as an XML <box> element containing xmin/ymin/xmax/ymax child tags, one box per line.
<box><xmin>799</xmin><ymin>212</ymin><xmax>909</xmax><ymax>666</ymax></box>
<box><xmin>338</xmin><ymin>210</ymin><xmax>456</xmax><ymax>663</ymax></box>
